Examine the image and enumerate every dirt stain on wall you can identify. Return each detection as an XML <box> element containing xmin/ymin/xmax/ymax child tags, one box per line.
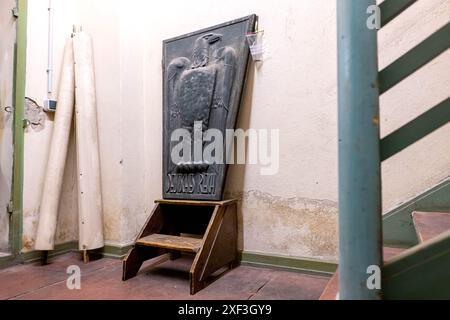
<box><xmin>226</xmin><ymin>190</ymin><xmax>338</xmax><ymax>261</ymax></box>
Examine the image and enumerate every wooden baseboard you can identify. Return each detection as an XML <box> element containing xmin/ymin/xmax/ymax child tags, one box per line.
<box><xmin>2</xmin><ymin>241</ymin><xmax>338</xmax><ymax>277</ymax></box>
<box><xmin>101</xmin><ymin>243</ymin><xmax>133</xmax><ymax>259</ymax></box>
<box><xmin>240</xmin><ymin>251</ymin><xmax>337</xmax><ymax>276</ymax></box>
<box><xmin>20</xmin><ymin>241</ymin><xmax>78</xmax><ymax>264</ymax></box>
<box><xmin>0</xmin><ymin>241</ymin><xmax>134</xmax><ymax>269</ymax></box>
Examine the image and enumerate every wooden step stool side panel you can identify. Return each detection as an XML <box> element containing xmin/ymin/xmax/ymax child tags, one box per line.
<box><xmin>122</xmin><ymin>245</ymin><xmax>167</xmax><ymax>280</ymax></box>
<box><xmin>200</xmin><ymin>203</ymin><xmax>239</xmax><ymax>278</ymax></box>
<box><xmin>122</xmin><ymin>203</ymin><xmax>166</xmax><ymax>281</ymax></box>
<box><xmin>137</xmin><ymin>203</ymin><xmax>165</xmax><ymax>240</ymax></box>
<box><xmin>190</xmin><ymin>203</ymin><xmax>238</xmax><ymax>295</ymax></box>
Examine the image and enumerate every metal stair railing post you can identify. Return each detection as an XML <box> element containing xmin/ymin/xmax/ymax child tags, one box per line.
<box><xmin>337</xmin><ymin>0</ymin><xmax>382</xmax><ymax>300</ymax></box>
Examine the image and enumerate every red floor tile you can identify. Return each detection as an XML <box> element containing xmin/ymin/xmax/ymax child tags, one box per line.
<box><xmin>1</xmin><ymin>253</ymin><xmax>330</xmax><ymax>300</ymax></box>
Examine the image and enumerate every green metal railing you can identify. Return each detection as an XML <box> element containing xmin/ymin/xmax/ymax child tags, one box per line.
<box><xmin>337</xmin><ymin>0</ymin><xmax>382</xmax><ymax>300</ymax></box>
<box><xmin>338</xmin><ymin>0</ymin><xmax>449</xmax><ymax>299</ymax></box>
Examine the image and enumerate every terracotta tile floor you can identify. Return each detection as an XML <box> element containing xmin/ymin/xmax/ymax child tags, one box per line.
<box><xmin>0</xmin><ymin>252</ymin><xmax>330</xmax><ymax>300</ymax></box>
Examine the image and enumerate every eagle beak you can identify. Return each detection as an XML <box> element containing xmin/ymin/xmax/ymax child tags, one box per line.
<box><xmin>203</xmin><ymin>33</ymin><xmax>223</xmax><ymax>44</ymax></box>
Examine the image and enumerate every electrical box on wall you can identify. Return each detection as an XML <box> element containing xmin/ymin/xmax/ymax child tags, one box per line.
<box><xmin>44</xmin><ymin>99</ymin><xmax>57</xmax><ymax>112</ymax></box>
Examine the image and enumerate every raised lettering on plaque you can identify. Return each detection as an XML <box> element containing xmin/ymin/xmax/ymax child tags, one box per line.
<box><xmin>162</xmin><ymin>15</ymin><xmax>256</xmax><ymax>200</ymax></box>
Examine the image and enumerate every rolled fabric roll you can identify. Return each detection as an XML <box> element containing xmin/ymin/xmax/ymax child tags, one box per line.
<box><xmin>35</xmin><ymin>39</ymin><xmax>75</xmax><ymax>251</ymax></box>
<box><xmin>73</xmin><ymin>31</ymin><xmax>104</xmax><ymax>251</ymax></box>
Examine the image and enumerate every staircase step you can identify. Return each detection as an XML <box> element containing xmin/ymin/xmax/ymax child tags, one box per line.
<box><xmin>412</xmin><ymin>211</ymin><xmax>450</xmax><ymax>243</ymax></box>
<box><xmin>319</xmin><ymin>246</ymin><xmax>407</xmax><ymax>300</ymax></box>
<box><xmin>384</xmin><ymin>246</ymin><xmax>407</xmax><ymax>261</ymax></box>
<box><xmin>136</xmin><ymin>234</ymin><xmax>203</xmax><ymax>253</ymax></box>
<box><xmin>319</xmin><ymin>271</ymin><xmax>339</xmax><ymax>300</ymax></box>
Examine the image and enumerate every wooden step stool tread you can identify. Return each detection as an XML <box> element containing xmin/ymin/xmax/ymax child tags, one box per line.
<box><xmin>412</xmin><ymin>211</ymin><xmax>450</xmax><ymax>243</ymax></box>
<box><xmin>137</xmin><ymin>234</ymin><xmax>203</xmax><ymax>253</ymax></box>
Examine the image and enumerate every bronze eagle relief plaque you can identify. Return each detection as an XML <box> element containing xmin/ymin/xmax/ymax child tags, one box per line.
<box><xmin>162</xmin><ymin>15</ymin><xmax>257</xmax><ymax>201</ymax></box>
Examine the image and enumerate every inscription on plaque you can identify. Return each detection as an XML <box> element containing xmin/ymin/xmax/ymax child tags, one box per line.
<box><xmin>166</xmin><ymin>173</ymin><xmax>216</xmax><ymax>195</ymax></box>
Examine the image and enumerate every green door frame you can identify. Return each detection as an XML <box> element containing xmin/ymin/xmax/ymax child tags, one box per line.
<box><xmin>10</xmin><ymin>0</ymin><xmax>27</xmax><ymax>258</ymax></box>
<box><xmin>0</xmin><ymin>0</ymin><xmax>26</xmax><ymax>268</ymax></box>
<box><xmin>0</xmin><ymin>0</ymin><xmax>27</xmax><ymax>267</ymax></box>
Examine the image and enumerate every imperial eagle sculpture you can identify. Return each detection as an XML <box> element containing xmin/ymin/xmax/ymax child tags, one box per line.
<box><xmin>163</xmin><ymin>15</ymin><xmax>257</xmax><ymax>201</ymax></box>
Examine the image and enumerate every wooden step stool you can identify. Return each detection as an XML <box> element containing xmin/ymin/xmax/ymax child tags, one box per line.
<box><xmin>122</xmin><ymin>199</ymin><xmax>239</xmax><ymax>295</ymax></box>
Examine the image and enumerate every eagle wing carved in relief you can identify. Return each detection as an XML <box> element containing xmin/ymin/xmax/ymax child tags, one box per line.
<box><xmin>167</xmin><ymin>57</ymin><xmax>191</xmax><ymax>124</ymax></box>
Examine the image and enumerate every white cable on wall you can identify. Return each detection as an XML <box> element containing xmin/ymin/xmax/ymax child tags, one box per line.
<box><xmin>47</xmin><ymin>0</ymin><xmax>54</xmax><ymax>100</ymax></box>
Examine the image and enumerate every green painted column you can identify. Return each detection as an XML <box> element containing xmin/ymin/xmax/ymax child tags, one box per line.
<box><xmin>337</xmin><ymin>0</ymin><xmax>382</xmax><ymax>300</ymax></box>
